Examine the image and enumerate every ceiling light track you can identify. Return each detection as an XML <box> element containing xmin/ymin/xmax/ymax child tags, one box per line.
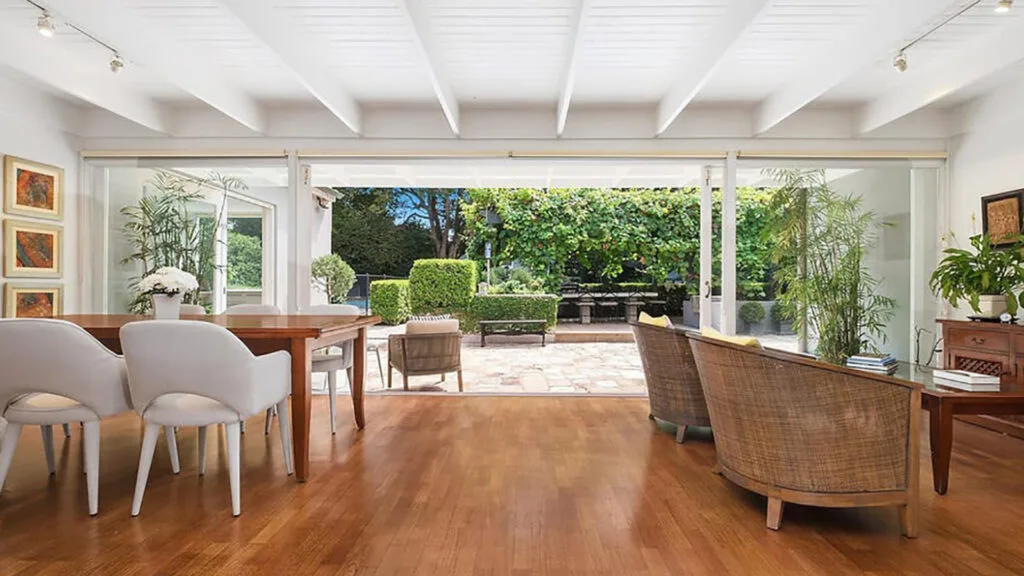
<box><xmin>25</xmin><ymin>0</ymin><xmax>127</xmax><ymax>74</ymax></box>
<box><xmin>893</xmin><ymin>0</ymin><xmax>1011</xmax><ymax>72</ymax></box>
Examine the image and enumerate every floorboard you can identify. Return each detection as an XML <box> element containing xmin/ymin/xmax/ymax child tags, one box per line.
<box><xmin>2</xmin><ymin>397</ymin><xmax>1024</xmax><ymax>575</ymax></box>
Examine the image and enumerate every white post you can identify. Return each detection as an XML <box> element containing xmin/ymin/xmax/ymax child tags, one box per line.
<box><xmin>721</xmin><ymin>152</ymin><xmax>738</xmax><ymax>335</ymax></box>
<box><xmin>910</xmin><ymin>166</ymin><xmax>941</xmax><ymax>364</ymax></box>
<box><xmin>292</xmin><ymin>160</ymin><xmax>313</xmax><ymax>313</ymax></box>
<box><xmin>213</xmin><ymin>191</ymin><xmax>228</xmax><ymax>313</ymax></box>
<box><xmin>699</xmin><ymin>165</ymin><xmax>713</xmax><ymax>328</ymax></box>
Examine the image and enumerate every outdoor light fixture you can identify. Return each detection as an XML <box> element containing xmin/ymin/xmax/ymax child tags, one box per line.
<box><xmin>996</xmin><ymin>0</ymin><xmax>1013</xmax><ymax>13</ymax></box>
<box><xmin>893</xmin><ymin>52</ymin><xmax>908</xmax><ymax>73</ymax></box>
<box><xmin>36</xmin><ymin>12</ymin><xmax>54</xmax><ymax>37</ymax></box>
<box><xmin>109</xmin><ymin>53</ymin><xmax>125</xmax><ymax>74</ymax></box>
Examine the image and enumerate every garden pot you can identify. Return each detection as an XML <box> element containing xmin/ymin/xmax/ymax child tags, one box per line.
<box><xmin>977</xmin><ymin>294</ymin><xmax>1008</xmax><ymax>318</ymax></box>
<box><xmin>152</xmin><ymin>293</ymin><xmax>183</xmax><ymax>320</ymax></box>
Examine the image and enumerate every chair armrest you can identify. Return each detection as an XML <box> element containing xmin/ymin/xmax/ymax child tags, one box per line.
<box><xmin>247</xmin><ymin>350</ymin><xmax>292</xmax><ymax>416</ymax></box>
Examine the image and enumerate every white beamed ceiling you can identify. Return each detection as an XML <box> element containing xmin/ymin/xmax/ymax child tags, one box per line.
<box><xmin>1</xmin><ymin>0</ymin><xmax>1023</xmax><ymax>140</ymax></box>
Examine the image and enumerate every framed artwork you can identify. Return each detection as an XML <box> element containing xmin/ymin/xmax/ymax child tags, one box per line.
<box><xmin>3</xmin><ymin>155</ymin><xmax>64</xmax><ymax>220</ymax></box>
<box><xmin>982</xmin><ymin>189</ymin><xmax>1024</xmax><ymax>247</ymax></box>
<box><xmin>3</xmin><ymin>219</ymin><xmax>62</xmax><ymax>278</ymax></box>
<box><xmin>3</xmin><ymin>284</ymin><xmax>63</xmax><ymax>318</ymax></box>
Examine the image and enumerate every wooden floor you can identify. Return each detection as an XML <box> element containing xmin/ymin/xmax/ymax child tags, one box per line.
<box><xmin>3</xmin><ymin>397</ymin><xmax>1024</xmax><ymax>575</ymax></box>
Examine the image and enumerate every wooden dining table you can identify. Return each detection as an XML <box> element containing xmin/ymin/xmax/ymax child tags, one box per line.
<box><xmin>59</xmin><ymin>313</ymin><xmax>381</xmax><ymax>482</ymax></box>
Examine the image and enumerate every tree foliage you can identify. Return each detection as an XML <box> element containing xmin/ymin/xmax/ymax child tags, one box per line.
<box><xmin>311</xmin><ymin>254</ymin><xmax>357</xmax><ymax>303</ymax></box>
<box><xmin>331</xmin><ymin>188</ymin><xmax>434</xmax><ymax>276</ymax></box>
<box><xmin>227</xmin><ymin>231</ymin><xmax>262</xmax><ymax>289</ymax></box>
<box><xmin>392</xmin><ymin>188</ymin><xmax>468</xmax><ymax>258</ymax></box>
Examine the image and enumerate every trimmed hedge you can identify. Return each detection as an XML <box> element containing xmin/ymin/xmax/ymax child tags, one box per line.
<box><xmin>739</xmin><ymin>301</ymin><xmax>766</xmax><ymax>325</ymax></box>
<box><xmin>409</xmin><ymin>259</ymin><xmax>478</xmax><ymax>314</ymax></box>
<box><xmin>460</xmin><ymin>294</ymin><xmax>560</xmax><ymax>334</ymax></box>
<box><xmin>370</xmin><ymin>279</ymin><xmax>411</xmax><ymax>325</ymax></box>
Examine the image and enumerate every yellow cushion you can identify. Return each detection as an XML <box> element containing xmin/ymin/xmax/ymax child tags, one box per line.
<box><xmin>638</xmin><ymin>312</ymin><xmax>671</xmax><ymax>328</ymax></box>
<box><xmin>700</xmin><ymin>326</ymin><xmax>761</xmax><ymax>348</ymax></box>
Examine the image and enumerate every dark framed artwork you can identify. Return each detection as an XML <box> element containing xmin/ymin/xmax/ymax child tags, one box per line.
<box><xmin>982</xmin><ymin>189</ymin><xmax>1024</xmax><ymax>247</ymax></box>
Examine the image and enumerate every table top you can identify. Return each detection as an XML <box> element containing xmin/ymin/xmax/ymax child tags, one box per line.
<box><xmin>560</xmin><ymin>292</ymin><xmax>659</xmax><ymax>299</ymax></box>
<box><xmin>893</xmin><ymin>362</ymin><xmax>1024</xmax><ymax>399</ymax></box>
<box><xmin>58</xmin><ymin>314</ymin><xmax>381</xmax><ymax>340</ymax></box>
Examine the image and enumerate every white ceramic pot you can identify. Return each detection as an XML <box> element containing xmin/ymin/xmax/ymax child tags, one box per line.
<box><xmin>152</xmin><ymin>292</ymin><xmax>184</xmax><ymax>320</ymax></box>
<box><xmin>977</xmin><ymin>294</ymin><xmax>1008</xmax><ymax>318</ymax></box>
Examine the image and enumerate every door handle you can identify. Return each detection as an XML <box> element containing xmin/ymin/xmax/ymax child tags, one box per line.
<box><xmin>704</xmin><ymin>281</ymin><xmax>711</xmax><ymax>299</ymax></box>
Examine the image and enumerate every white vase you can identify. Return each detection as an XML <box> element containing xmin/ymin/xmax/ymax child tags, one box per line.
<box><xmin>977</xmin><ymin>294</ymin><xmax>1008</xmax><ymax>318</ymax></box>
<box><xmin>152</xmin><ymin>293</ymin><xmax>183</xmax><ymax>320</ymax></box>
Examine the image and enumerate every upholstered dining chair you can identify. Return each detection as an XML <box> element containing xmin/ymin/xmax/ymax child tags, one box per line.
<box><xmin>388</xmin><ymin>319</ymin><xmax>463</xmax><ymax>391</ymax></box>
<box><xmin>224</xmin><ymin>304</ymin><xmax>282</xmax><ymax>434</ymax></box>
<box><xmin>180</xmin><ymin>304</ymin><xmax>206</xmax><ymax>315</ymax></box>
<box><xmin>120</xmin><ymin>320</ymin><xmax>293</xmax><ymax>516</ymax></box>
<box><xmin>304</xmin><ymin>304</ymin><xmax>359</xmax><ymax>434</ymax></box>
<box><xmin>0</xmin><ymin>319</ymin><xmax>132</xmax><ymax>515</ymax></box>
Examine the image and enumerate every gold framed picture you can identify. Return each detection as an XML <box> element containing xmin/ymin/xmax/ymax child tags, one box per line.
<box><xmin>3</xmin><ymin>219</ymin><xmax>62</xmax><ymax>278</ymax></box>
<box><xmin>3</xmin><ymin>283</ymin><xmax>63</xmax><ymax>318</ymax></box>
<box><xmin>3</xmin><ymin>155</ymin><xmax>64</xmax><ymax>220</ymax></box>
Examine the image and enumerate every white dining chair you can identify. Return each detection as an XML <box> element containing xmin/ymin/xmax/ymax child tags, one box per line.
<box><xmin>305</xmin><ymin>304</ymin><xmax>359</xmax><ymax>435</ymax></box>
<box><xmin>224</xmin><ymin>304</ymin><xmax>282</xmax><ymax>434</ymax></box>
<box><xmin>180</xmin><ymin>304</ymin><xmax>206</xmax><ymax>315</ymax></box>
<box><xmin>120</xmin><ymin>320</ymin><xmax>292</xmax><ymax>516</ymax></box>
<box><xmin>0</xmin><ymin>319</ymin><xmax>132</xmax><ymax>515</ymax></box>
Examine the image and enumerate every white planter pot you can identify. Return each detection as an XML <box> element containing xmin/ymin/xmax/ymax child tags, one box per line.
<box><xmin>152</xmin><ymin>293</ymin><xmax>183</xmax><ymax>320</ymax></box>
<box><xmin>977</xmin><ymin>294</ymin><xmax>1008</xmax><ymax>318</ymax></box>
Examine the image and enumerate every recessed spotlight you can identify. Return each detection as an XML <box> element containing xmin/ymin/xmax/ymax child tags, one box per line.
<box><xmin>109</xmin><ymin>53</ymin><xmax>125</xmax><ymax>74</ymax></box>
<box><xmin>996</xmin><ymin>0</ymin><xmax>1013</xmax><ymax>13</ymax></box>
<box><xmin>37</xmin><ymin>13</ymin><xmax>55</xmax><ymax>37</ymax></box>
<box><xmin>893</xmin><ymin>52</ymin><xmax>908</xmax><ymax>73</ymax></box>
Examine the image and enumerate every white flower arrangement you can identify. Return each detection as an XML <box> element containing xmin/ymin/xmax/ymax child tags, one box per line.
<box><xmin>137</xmin><ymin>267</ymin><xmax>199</xmax><ymax>296</ymax></box>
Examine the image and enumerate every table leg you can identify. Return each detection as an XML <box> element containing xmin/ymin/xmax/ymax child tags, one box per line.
<box><xmin>929</xmin><ymin>398</ymin><xmax>954</xmax><ymax>495</ymax></box>
<box><xmin>352</xmin><ymin>327</ymin><xmax>366</xmax><ymax>430</ymax></box>
<box><xmin>290</xmin><ymin>338</ymin><xmax>312</xmax><ymax>482</ymax></box>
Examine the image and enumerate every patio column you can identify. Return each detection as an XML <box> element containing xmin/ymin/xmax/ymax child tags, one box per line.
<box><xmin>699</xmin><ymin>165</ymin><xmax>713</xmax><ymax>328</ymax></box>
<box><xmin>721</xmin><ymin>152</ymin><xmax>737</xmax><ymax>335</ymax></box>
<box><xmin>212</xmin><ymin>191</ymin><xmax>229</xmax><ymax>313</ymax></box>
<box><xmin>288</xmin><ymin>154</ymin><xmax>313</xmax><ymax>313</ymax></box>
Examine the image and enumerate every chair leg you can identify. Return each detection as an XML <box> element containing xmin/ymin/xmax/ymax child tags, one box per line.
<box><xmin>328</xmin><ymin>371</ymin><xmax>338</xmax><ymax>435</ymax></box>
<box><xmin>240</xmin><ymin>420</ymin><xmax>246</xmax><ymax>435</ymax></box>
<box><xmin>766</xmin><ymin>497</ymin><xmax>784</xmax><ymax>530</ymax></box>
<box><xmin>388</xmin><ymin>365</ymin><xmax>393</xmax><ymax>389</ymax></box>
<box><xmin>899</xmin><ymin>501</ymin><xmax>919</xmax><ymax>539</ymax></box>
<box><xmin>276</xmin><ymin>398</ymin><xmax>293</xmax><ymax>475</ymax></box>
<box><xmin>457</xmin><ymin>370</ymin><xmax>464</xmax><ymax>393</ymax></box>
<box><xmin>441</xmin><ymin>373</ymin><xmax>446</xmax><ymax>382</ymax></box>
<box><xmin>0</xmin><ymin>423</ymin><xmax>23</xmax><ymax>492</ymax></box>
<box><xmin>41</xmin><ymin>425</ymin><xmax>56</xmax><ymax>475</ymax></box>
<box><xmin>132</xmin><ymin>423</ymin><xmax>161</xmax><ymax>517</ymax></box>
<box><xmin>375</xmin><ymin>348</ymin><xmax>385</xmax><ymax>388</ymax></box>
<box><xmin>264</xmin><ymin>407</ymin><xmax>275</xmax><ymax>436</ymax></box>
<box><xmin>62</xmin><ymin>423</ymin><xmax>72</xmax><ymax>438</ymax></box>
<box><xmin>346</xmin><ymin>366</ymin><xmax>354</xmax><ymax>390</ymax></box>
<box><xmin>165</xmin><ymin>426</ymin><xmax>180</xmax><ymax>475</ymax></box>
<box><xmin>403</xmin><ymin>373</ymin><xmax>409</xmax><ymax>391</ymax></box>
<box><xmin>226</xmin><ymin>422</ymin><xmax>242</xmax><ymax>516</ymax></box>
<box><xmin>197</xmin><ymin>425</ymin><xmax>208</xmax><ymax>476</ymax></box>
<box><xmin>82</xmin><ymin>421</ymin><xmax>100</xmax><ymax>516</ymax></box>
<box><xmin>675</xmin><ymin>425</ymin><xmax>688</xmax><ymax>444</ymax></box>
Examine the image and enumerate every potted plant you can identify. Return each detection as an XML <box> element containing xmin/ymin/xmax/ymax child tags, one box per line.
<box><xmin>137</xmin><ymin>267</ymin><xmax>199</xmax><ymax>319</ymax></box>
<box><xmin>930</xmin><ymin>234</ymin><xmax>1024</xmax><ymax>318</ymax></box>
<box><xmin>739</xmin><ymin>301</ymin><xmax>767</xmax><ymax>335</ymax></box>
<box><xmin>770</xmin><ymin>301</ymin><xmax>795</xmax><ymax>334</ymax></box>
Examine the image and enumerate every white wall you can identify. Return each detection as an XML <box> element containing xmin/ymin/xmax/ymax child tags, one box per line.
<box><xmin>0</xmin><ymin>115</ymin><xmax>83</xmax><ymax>313</ymax></box>
<box><xmin>310</xmin><ymin>201</ymin><xmax>333</xmax><ymax>306</ymax></box>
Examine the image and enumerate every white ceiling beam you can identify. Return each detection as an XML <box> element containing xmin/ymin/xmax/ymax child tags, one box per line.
<box><xmin>556</xmin><ymin>0</ymin><xmax>592</xmax><ymax>137</ymax></box>
<box><xmin>219</xmin><ymin>0</ymin><xmax>362</xmax><ymax>135</ymax></box>
<box><xmin>754</xmin><ymin>0</ymin><xmax>956</xmax><ymax>135</ymax></box>
<box><xmin>42</xmin><ymin>0</ymin><xmax>266</xmax><ymax>134</ymax></box>
<box><xmin>0</xmin><ymin>20</ymin><xmax>171</xmax><ymax>134</ymax></box>
<box><xmin>858</xmin><ymin>15</ymin><xmax>1024</xmax><ymax>135</ymax></box>
<box><xmin>656</xmin><ymin>0</ymin><xmax>774</xmax><ymax>135</ymax></box>
<box><xmin>397</xmin><ymin>0</ymin><xmax>460</xmax><ymax>136</ymax></box>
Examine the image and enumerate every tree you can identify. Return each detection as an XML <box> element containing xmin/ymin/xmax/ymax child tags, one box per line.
<box><xmin>312</xmin><ymin>254</ymin><xmax>357</xmax><ymax>303</ymax></box>
<box><xmin>227</xmin><ymin>231</ymin><xmax>262</xmax><ymax>288</ymax></box>
<box><xmin>331</xmin><ymin>188</ymin><xmax>434</xmax><ymax>276</ymax></box>
<box><xmin>392</xmin><ymin>188</ymin><xmax>468</xmax><ymax>258</ymax></box>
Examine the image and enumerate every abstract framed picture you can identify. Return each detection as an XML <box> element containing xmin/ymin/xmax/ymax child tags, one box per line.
<box><xmin>982</xmin><ymin>189</ymin><xmax>1024</xmax><ymax>247</ymax></box>
<box><xmin>3</xmin><ymin>155</ymin><xmax>64</xmax><ymax>220</ymax></box>
<box><xmin>3</xmin><ymin>219</ymin><xmax>62</xmax><ymax>278</ymax></box>
<box><xmin>3</xmin><ymin>283</ymin><xmax>63</xmax><ymax>318</ymax></box>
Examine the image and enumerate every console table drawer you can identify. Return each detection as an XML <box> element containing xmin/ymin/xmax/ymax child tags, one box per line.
<box><xmin>947</xmin><ymin>328</ymin><xmax>1010</xmax><ymax>352</ymax></box>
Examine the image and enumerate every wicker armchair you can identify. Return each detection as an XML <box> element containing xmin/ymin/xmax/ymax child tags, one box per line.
<box><xmin>632</xmin><ymin>323</ymin><xmax>710</xmax><ymax>442</ymax></box>
<box><xmin>687</xmin><ymin>334</ymin><xmax>921</xmax><ymax>538</ymax></box>
<box><xmin>388</xmin><ymin>320</ymin><xmax>464</xmax><ymax>392</ymax></box>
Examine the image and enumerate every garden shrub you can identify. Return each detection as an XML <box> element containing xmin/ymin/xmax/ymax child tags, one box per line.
<box><xmin>739</xmin><ymin>301</ymin><xmax>767</xmax><ymax>325</ymax></box>
<box><xmin>409</xmin><ymin>259</ymin><xmax>478</xmax><ymax>314</ymax></box>
<box><xmin>460</xmin><ymin>294</ymin><xmax>560</xmax><ymax>333</ymax></box>
<box><xmin>370</xmin><ymin>279</ymin><xmax>411</xmax><ymax>325</ymax></box>
<box><xmin>311</xmin><ymin>254</ymin><xmax>356</xmax><ymax>303</ymax></box>
<box><xmin>770</xmin><ymin>301</ymin><xmax>794</xmax><ymax>323</ymax></box>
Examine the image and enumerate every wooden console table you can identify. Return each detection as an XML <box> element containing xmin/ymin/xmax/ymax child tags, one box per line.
<box><xmin>939</xmin><ymin>319</ymin><xmax>1024</xmax><ymax>439</ymax></box>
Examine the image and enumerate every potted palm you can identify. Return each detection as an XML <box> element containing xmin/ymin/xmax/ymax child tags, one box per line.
<box><xmin>930</xmin><ymin>234</ymin><xmax>1024</xmax><ymax>318</ymax></box>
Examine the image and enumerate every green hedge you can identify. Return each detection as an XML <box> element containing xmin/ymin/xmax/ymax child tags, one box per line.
<box><xmin>460</xmin><ymin>294</ymin><xmax>560</xmax><ymax>333</ymax></box>
<box><xmin>370</xmin><ymin>280</ymin><xmax>411</xmax><ymax>325</ymax></box>
<box><xmin>409</xmin><ymin>259</ymin><xmax>478</xmax><ymax>314</ymax></box>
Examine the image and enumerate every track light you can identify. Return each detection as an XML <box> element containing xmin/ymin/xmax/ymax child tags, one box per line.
<box><xmin>996</xmin><ymin>0</ymin><xmax>1013</xmax><ymax>13</ymax></box>
<box><xmin>109</xmin><ymin>53</ymin><xmax>125</xmax><ymax>74</ymax></box>
<box><xmin>893</xmin><ymin>52</ymin><xmax>908</xmax><ymax>73</ymax></box>
<box><xmin>37</xmin><ymin>12</ymin><xmax>54</xmax><ymax>37</ymax></box>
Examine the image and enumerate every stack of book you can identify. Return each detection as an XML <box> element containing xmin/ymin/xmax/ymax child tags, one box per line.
<box><xmin>846</xmin><ymin>354</ymin><xmax>898</xmax><ymax>375</ymax></box>
<box><xmin>933</xmin><ymin>370</ymin><xmax>1001</xmax><ymax>392</ymax></box>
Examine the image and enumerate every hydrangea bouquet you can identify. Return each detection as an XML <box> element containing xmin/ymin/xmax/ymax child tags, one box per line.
<box><xmin>138</xmin><ymin>267</ymin><xmax>199</xmax><ymax>296</ymax></box>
